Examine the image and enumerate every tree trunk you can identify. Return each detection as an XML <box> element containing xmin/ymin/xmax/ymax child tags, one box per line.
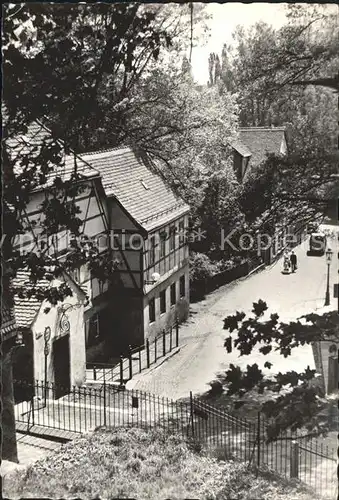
<box><xmin>1</xmin><ymin>347</ymin><xmax>19</xmax><ymax>463</ymax></box>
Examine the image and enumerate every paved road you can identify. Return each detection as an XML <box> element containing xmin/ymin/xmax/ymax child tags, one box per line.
<box><xmin>129</xmin><ymin>226</ymin><xmax>338</xmax><ymax>400</ymax></box>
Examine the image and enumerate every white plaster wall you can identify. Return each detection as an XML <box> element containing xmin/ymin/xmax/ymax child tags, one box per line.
<box><xmin>68</xmin><ymin>302</ymin><xmax>86</xmax><ymax>387</ymax></box>
<box><xmin>31</xmin><ymin>278</ymin><xmax>86</xmax><ymax>387</ymax></box>
<box><xmin>32</xmin><ymin>305</ymin><xmax>56</xmax><ymax>383</ymax></box>
<box><xmin>280</xmin><ymin>136</ymin><xmax>288</xmax><ymax>155</ymax></box>
<box><xmin>143</xmin><ymin>264</ymin><xmax>190</xmax><ymax>342</ymax></box>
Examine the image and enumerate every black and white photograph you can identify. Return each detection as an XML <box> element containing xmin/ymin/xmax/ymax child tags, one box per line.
<box><xmin>1</xmin><ymin>2</ymin><xmax>338</xmax><ymax>499</ymax></box>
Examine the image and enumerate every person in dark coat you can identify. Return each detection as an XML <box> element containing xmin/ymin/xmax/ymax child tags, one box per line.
<box><xmin>290</xmin><ymin>250</ymin><xmax>297</xmax><ymax>272</ymax></box>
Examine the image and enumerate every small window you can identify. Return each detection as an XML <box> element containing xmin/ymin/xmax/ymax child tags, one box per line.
<box><xmin>87</xmin><ymin>314</ymin><xmax>100</xmax><ymax>347</ymax></box>
<box><xmin>160</xmin><ymin>289</ymin><xmax>166</xmax><ymax>314</ymax></box>
<box><xmin>179</xmin><ymin>220</ymin><xmax>185</xmax><ymax>245</ymax></box>
<box><xmin>140</xmin><ymin>179</ymin><xmax>150</xmax><ymax>190</ymax></box>
<box><xmin>180</xmin><ymin>275</ymin><xmax>185</xmax><ymax>297</ymax></box>
<box><xmin>169</xmin><ymin>225</ymin><xmax>176</xmax><ymax>251</ymax></box>
<box><xmin>70</xmin><ymin>267</ymin><xmax>80</xmax><ymax>283</ymax></box>
<box><xmin>149</xmin><ymin>298</ymin><xmax>155</xmax><ymax>323</ymax></box>
<box><xmin>170</xmin><ymin>283</ymin><xmax>176</xmax><ymax>306</ymax></box>
<box><xmin>149</xmin><ymin>236</ymin><xmax>156</xmax><ymax>266</ymax></box>
<box><xmin>160</xmin><ymin>233</ymin><xmax>166</xmax><ymax>258</ymax></box>
<box><xmin>329</xmin><ymin>344</ymin><xmax>337</xmax><ymax>355</ymax></box>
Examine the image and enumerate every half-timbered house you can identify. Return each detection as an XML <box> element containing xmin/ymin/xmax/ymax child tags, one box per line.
<box><xmin>5</xmin><ymin>120</ymin><xmax>112</xmax><ymax>367</ymax></box>
<box><xmin>81</xmin><ymin>146</ymin><xmax>190</xmax><ymax>349</ymax></box>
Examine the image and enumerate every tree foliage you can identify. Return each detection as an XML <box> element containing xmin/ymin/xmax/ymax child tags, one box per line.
<box><xmin>207</xmin><ymin>5</ymin><xmax>338</xmax><ymax>233</ymax></box>
<box><xmin>3</xmin><ymin>3</ymin><xmax>175</xmax><ymax>151</ymax></box>
<box><xmin>124</xmin><ymin>59</ymin><xmax>242</xmax><ymax>253</ymax></box>
<box><xmin>222</xmin><ymin>301</ymin><xmax>339</xmax><ymax>440</ymax></box>
<box><xmin>239</xmin><ymin>149</ymin><xmax>339</xmax><ymax>234</ymax></box>
<box><xmin>228</xmin><ymin>5</ymin><xmax>338</xmax><ymax>127</ymax></box>
<box><xmin>2</xmin><ymin>3</ymin><xmax>180</xmax><ymax>305</ymax></box>
<box><xmin>208</xmin><ymin>5</ymin><xmax>338</xmax><ymax>130</ymax></box>
<box><xmin>3</xmin><ymin>3</ymin><xmax>236</xmax><ymax>261</ymax></box>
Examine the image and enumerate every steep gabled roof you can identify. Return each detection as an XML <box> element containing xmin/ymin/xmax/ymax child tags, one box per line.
<box><xmin>229</xmin><ymin>138</ymin><xmax>252</xmax><ymax>158</ymax></box>
<box><xmin>238</xmin><ymin>127</ymin><xmax>287</xmax><ymax>167</ymax></box>
<box><xmin>80</xmin><ymin>146</ymin><xmax>190</xmax><ymax>232</ymax></box>
<box><xmin>10</xmin><ymin>269</ymin><xmax>87</xmax><ymax>329</ymax></box>
<box><xmin>5</xmin><ymin>120</ymin><xmax>100</xmax><ymax>189</ymax></box>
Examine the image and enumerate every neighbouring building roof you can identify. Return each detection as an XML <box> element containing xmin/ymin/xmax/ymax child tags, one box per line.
<box><xmin>237</xmin><ymin>127</ymin><xmax>287</xmax><ymax>168</ymax></box>
<box><xmin>11</xmin><ymin>271</ymin><xmax>51</xmax><ymax>328</ymax></box>
<box><xmin>80</xmin><ymin>146</ymin><xmax>190</xmax><ymax>232</ymax></box>
<box><xmin>5</xmin><ymin>120</ymin><xmax>100</xmax><ymax>189</ymax></box>
<box><xmin>229</xmin><ymin>138</ymin><xmax>252</xmax><ymax>158</ymax></box>
<box><xmin>10</xmin><ymin>269</ymin><xmax>87</xmax><ymax>329</ymax></box>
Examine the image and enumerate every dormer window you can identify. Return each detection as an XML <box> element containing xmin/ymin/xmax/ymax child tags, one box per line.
<box><xmin>140</xmin><ymin>179</ymin><xmax>150</xmax><ymax>190</ymax></box>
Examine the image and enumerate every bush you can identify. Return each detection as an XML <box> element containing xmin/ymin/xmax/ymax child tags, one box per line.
<box><xmin>208</xmin><ymin>380</ymin><xmax>224</xmax><ymax>397</ymax></box>
<box><xmin>189</xmin><ymin>252</ymin><xmax>218</xmax><ymax>300</ymax></box>
<box><xmin>3</xmin><ymin>427</ymin><xmax>322</xmax><ymax>500</ymax></box>
<box><xmin>189</xmin><ymin>252</ymin><xmax>217</xmax><ymax>283</ymax></box>
<box><xmin>189</xmin><ymin>253</ymin><xmax>249</xmax><ymax>301</ymax></box>
<box><xmin>216</xmin><ymin>256</ymin><xmax>244</xmax><ymax>272</ymax></box>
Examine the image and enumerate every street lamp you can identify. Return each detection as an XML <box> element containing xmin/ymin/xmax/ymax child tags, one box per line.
<box><xmin>145</xmin><ymin>272</ymin><xmax>160</xmax><ymax>285</ymax></box>
<box><xmin>324</xmin><ymin>248</ymin><xmax>333</xmax><ymax>306</ymax></box>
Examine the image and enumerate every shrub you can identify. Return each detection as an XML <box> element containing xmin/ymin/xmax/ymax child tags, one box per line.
<box><xmin>3</xmin><ymin>427</ymin><xmax>322</xmax><ymax>500</ymax></box>
<box><xmin>208</xmin><ymin>380</ymin><xmax>224</xmax><ymax>397</ymax></box>
<box><xmin>189</xmin><ymin>252</ymin><xmax>217</xmax><ymax>283</ymax></box>
<box><xmin>189</xmin><ymin>252</ymin><xmax>218</xmax><ymax>299</ymax></box>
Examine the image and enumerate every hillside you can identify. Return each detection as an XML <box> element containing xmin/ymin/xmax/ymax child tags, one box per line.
<box><xmin>3</xmin><ymin>427</ymin><xmax>322</xmax><ymax>500</ymax></box>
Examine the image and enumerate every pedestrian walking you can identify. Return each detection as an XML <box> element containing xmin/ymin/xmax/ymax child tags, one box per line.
<box><xmin>290</xmin><ymin>250</ymin><xmax>297</xmax><ymax>272</ymax></box>
<box><xmin>282</xmin><ymin>251</ymin><xmax>290</xmax><ymax>274</ymax></box>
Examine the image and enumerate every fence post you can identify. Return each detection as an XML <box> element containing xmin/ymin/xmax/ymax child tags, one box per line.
<box><xmin>257</xmin><ymin>411</ymin><xmax>261</xmax><ymax>468</ymax></box>
<box><xmin>128</xmin><ymin>345</ymin><xmax>133</xmax><ymax>380</ymax></box>
<box><xmin>189</xmin><ymin>391</ymin><xmax>195</xmax><ymax>438</ymax></box>
<box><xmin>146</xmin><ymin>339</ymin><xmax>150</xmax><ymax>368</ymax></box>
<box><xmin>103</xmin><ymin>378</ymin><xmax>107</xmax><ymax>427</ymax></box>
<box><xmin>119</xmin><ymin>355</ymin><xmax>124</xmax><ymax>386</ymax></box>
<box><xmin>176</xmin><ymin>320</ymin><xmax>179</xmax><ymax>347</ymax></box>
<box><xmin>154</xmin><ymin>336</ymin><xmax>157</xmax><ymax>363</ymax></box>
<box><xmin>290</xmin><ymin>441</ymin><xmax>299</xmax><ymax>478</ymax></box>
<box><xmin>31</xmin><ymin>394</ymin><xmax>35</xmax><ymax>427</ymax></box>
<box><xmin>163</xmin><ymin>329</ymin><xmax>166</xmax><ymax>357</ymax></box>
<box><xmin>170</xmin><ymin>327</ymin><xmax>173</xmax><ymax>351</ymax></box>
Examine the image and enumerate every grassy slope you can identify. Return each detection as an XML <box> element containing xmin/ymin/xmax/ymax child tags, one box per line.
<box><xmin>3</xmin><ymin>427</ymin><xmax>321</xmax><ymax>500</ymax></box>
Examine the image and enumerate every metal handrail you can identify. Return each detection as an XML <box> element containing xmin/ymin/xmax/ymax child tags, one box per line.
<box><xmin>86</xmin><ymin>361</ymin><xmax>117</xmax><ymax>369</ymax></box>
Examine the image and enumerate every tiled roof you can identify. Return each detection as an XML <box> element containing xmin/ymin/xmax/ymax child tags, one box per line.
<box><xmin>229</xmin><ymin>138</ymin><xmax>252</xmax><ymax>158</ymax></box>
<box><xmin>11</xmin><ymin>271</ymin><xmax>49</xmax><ymax>328</ymax></box>
<box><xmin>80</xmin><ymin>147</ymin><xmax>190</xmax><ymax>232</ymax></box>
<box><xmin>6</xmin><ymin>120</ymin><xmax>100</xmax><ymax>189</ymax></box>
<box><xmin>238</xmin><ymin>127</ymin><xmax>286</xmax><ymax>168</ymax></box>
<box><xmin>10</xmin><ymin>269</ymin><xmax>86</xmax><ymax>329</ymax></box>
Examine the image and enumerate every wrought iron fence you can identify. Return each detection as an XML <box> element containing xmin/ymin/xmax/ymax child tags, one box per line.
<box><xmin>13</xmin><ymin>380</ymin><xmax>337</xmax><ymax>499</ymax></box>
<box><xmin>190</xmin><ymin>396</ymin><xmax>337</xmax><ymax>500</ymax></box>
<box><xmin>86</xmin><ymin>322</ymin><xmax>180</xmax><ymax>385</ymax></box>
<box><xmin>14</xmin><ymin>379</ymin><xmax>190</xmax><ymax>438</ymax></box>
